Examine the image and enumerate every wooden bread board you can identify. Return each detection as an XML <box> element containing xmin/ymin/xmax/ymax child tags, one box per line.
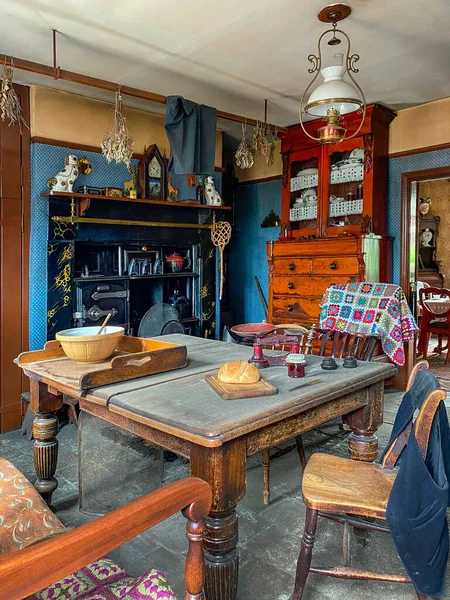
<box><xmin>15</xmin><ymin>336</ymin><xmax>187</xmax><ymax>391</ymax></box>
<box><xmin>205</xmin><ymin>374</ymin><xmax>277</xmax><ymax>400</ymax></box>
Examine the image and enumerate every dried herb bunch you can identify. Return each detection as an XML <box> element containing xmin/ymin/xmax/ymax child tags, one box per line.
<box><xmin>101</xmin><ymin>91</ymin><xmax>134</xmax><ymax>167</ymax></box>
<box><xmin>235</xmin><ymin>122</ymin><xmax>254</xmax><ymax>169</ymax></box>
<box><xmin>0</xmin><ymin>63</ymin><xmax>27</xmax><ymax>130</ymax></box>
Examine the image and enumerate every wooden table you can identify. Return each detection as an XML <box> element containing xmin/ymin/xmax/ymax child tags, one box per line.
<box><xmin>20</xmin><ymin>335</ymin><xmax>396</xmax><ymax>600</ymax></box>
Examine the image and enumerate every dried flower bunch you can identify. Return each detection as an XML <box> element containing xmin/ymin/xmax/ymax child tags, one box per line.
<box><xmin>235</xmin><ymin>122</ymin><xmax>254</xmax><ymax>169</ymax></box>
<box><xmin>101</xmin><ymin>91</ymin><xmax>134</xmax><ymax>167</ymax></box>
<box><xmin>235</xmin><ymin>118</ymin><xmax>278</xmax><ymax>170</ymax></box>
<box><xmin>0</xmin><ymin>63</ymin><xmax>27</xmax><ymax>130</ymax></box>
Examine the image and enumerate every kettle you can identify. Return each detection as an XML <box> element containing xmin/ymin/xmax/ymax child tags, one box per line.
<box><xmin>165</xmin><ymin>252</ymin><xmax>191</xmax><ymax>273</ymax></box>
<box><xmin>168</xmin><ymin>288</ymin><xmax>190</xmax><ymax>319</ymax></box>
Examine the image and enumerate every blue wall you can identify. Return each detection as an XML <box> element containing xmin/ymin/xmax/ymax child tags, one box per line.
<box><xmin>228</xmin><ymin>148</ymin><xmax>450</xmax><ymax>326</ymax></box>
<box><xmin>387</xmin><ymin>148</ymin><xmax>450</xmax><ymax>283</ymax></box>
<box><xmin>228</xmin><ymin>179</ymin><xmax>281</xmax><ymax>324</ymax></box>
<box><xmin>30</xmin><ymin>143</ymin><xmax>222</xmax><ymax>350</ymax></box>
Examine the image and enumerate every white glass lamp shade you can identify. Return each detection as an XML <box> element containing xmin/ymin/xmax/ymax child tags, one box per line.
<box><xmin>305</xmin><ymin>65</ymin><xmax>362</xmax><ymax>117</ymax></box>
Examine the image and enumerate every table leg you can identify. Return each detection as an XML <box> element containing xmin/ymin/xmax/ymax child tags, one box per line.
<box><xmin>30</xmin><ymin>379</ymin><xmax>63</xmax><ymax>504</ymax></box>
<box><xmin>190</xmin><ymin>440</ymin><xmax>247</xmax><ymax>600</ymax></box>
<box><xmin>343</xmin><ymin>381</ymin><xmax>384</xmax><ymax>462</ymax></box>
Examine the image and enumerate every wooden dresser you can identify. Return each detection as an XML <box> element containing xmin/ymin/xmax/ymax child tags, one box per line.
<box><xmin>267</xmin><ymin>104</ymin><xmax>395</xmax><ymax>327</ymax></box>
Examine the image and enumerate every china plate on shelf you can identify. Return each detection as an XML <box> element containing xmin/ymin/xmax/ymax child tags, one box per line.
<box><xmin>349</xmin><ymin>148</ymin><xmax>364</xmax><ymax>161</ymax></box>
<box><xmin>296</xmin><ymin>168</ymin><xmax>318</xmax><ymax>176</ymax></box>
<box><xmin>300</xmin><ymin>188</ymin><xmax>317</xmax><ymax>203</ymax></box>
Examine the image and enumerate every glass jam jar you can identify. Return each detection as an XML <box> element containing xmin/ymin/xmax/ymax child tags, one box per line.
<box><xmin>286</xmin><ymin>353</ymin><xmax>306</xmax><ymax>378</ymax></box>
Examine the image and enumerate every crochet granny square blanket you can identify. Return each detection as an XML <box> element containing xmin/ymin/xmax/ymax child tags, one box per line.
<box><xmin>319</xmin><ymin>282</ymin><xmax>418</xmax><ymax>367</ymax></box>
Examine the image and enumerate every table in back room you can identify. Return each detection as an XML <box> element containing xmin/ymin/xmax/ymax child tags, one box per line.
<box><xmin>18</xmin><ymin>334</ymin><xmax>396</xmax><ymax>600</ymax></box>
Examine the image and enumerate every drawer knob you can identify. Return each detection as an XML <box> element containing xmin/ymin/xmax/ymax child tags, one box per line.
<box><xmin>329</xmin><ymin>262</ymin><xmax>337</xmax><ymax>270</ymax></box>
<box><xmin>287</xmin><ymin>304</ymin><xmax>294</xmax><ymax>312</ymax></box>
<box><xmin>287</xmin><ymin>282</ymin><xmax>295</xmax><ymax>290</ymax></box>
<box><xmin>288</xmin><ymin>262</ymin><xmax>295</xmax><ymax>271</ymax></box>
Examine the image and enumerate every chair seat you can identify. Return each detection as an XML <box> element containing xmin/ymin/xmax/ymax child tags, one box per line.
<box><xmin>302</xmin><ymin>453</ymin><xmax>397</xmax><ymax>518</ymax></box>
<box><xmin>428</xmin><ymin>320</ymin><xmax>450</xmax><ymax>329</ymax></box>
<box><xmin>27</xmin><ymin>557</ymin><xmax>176</xmax><ymax>599</ymax></box>
<box><xmin>0</xmin><ymin>458</ymin><xmax>65</xmax><ymax>554</ymax></box>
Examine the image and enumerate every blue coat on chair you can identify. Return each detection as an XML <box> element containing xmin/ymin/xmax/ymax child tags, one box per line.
<box><xmin>381</xmin><ymin>370</ymin><xmax>450</xmax><ymax>597</ymax></box>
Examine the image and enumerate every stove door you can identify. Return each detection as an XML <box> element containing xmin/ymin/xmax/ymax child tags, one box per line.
<box><xmin>74</xmin><ymin>279</ymin><xmax>129</xmax><ymax>332</ymax></box>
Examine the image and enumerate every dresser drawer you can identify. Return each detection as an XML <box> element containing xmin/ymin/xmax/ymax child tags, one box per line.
<box><xmin>273</xmin><ymin>258</ymin><xmax>312</xmax><ymax>275</ymax></box>
<box><xmin>272</xmin><ymin>296</ymin><xmax>322</xmax><ymax>321</ymax></box>
<box><xmin>273</xmin><ymin>275</ymin><xmax>352</xmax><ymax>296</ymax></box>
<box><xmin>313</xmin><ymin>256</ymin><xmax>359</xmax><ymax>275</ymax></box>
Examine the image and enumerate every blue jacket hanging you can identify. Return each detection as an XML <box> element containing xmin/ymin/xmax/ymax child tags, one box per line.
<box><xmin>381</xmin><ymin>370</ymin><xmax>450</xmax><ymax>597</ymax></box>
<box><xmin>165</xmin><ymin>96</ymin><xmax>217</xmax><ymax>175</ymax></box>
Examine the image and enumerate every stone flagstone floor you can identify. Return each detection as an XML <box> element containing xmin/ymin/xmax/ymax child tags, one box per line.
<box><xmin>1</xmin><ymin>389</ymin><xmax>449</xmax><ymax>600</ymax></box>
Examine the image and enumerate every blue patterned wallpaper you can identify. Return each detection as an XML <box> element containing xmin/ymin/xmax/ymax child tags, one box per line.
<box><xmin>228</xmin><ymin>179</ymin><xmax>281</xmax><ymax>324</ymax></box>
<box><xmin>388</xmin><ymin>148</ymin><xmax>450</xmax><ymax>284</ymax></box>
<box><xmin>229</xmin><ymin>147</ymin><xmax>450</xmax><ymax>326</ymax></box>
<box><xmin>29</xmin><ymin>142</ymin><xmax>223</xmax><ymax>349</ymax></box>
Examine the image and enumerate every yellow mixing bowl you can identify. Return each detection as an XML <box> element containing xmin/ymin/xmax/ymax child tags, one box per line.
<box><xmin>55</xmin><ymin>326</ymin><xmax>125</xmax><ymax>364</ymax></box>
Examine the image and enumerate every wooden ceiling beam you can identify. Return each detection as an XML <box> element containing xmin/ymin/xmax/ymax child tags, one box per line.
<box><xmin>0</xmin><ymin>54</ymin><xmax>286</xmax><ymax>132</ymax></box>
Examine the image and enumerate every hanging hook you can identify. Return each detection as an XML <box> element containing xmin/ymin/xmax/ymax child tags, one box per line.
<box><xmin>52</xmin><ymin>29</ymin><xmax>61</xmax><ymax>79</ymax></box>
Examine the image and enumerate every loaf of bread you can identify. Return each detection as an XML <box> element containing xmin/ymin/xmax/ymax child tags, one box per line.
<box><xmin>217</xmin><ymin>361</ymin><xmax>260</xmax><ymax>384</ymax></box>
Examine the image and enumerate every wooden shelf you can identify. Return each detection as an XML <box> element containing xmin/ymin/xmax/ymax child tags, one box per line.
<box><xmin>40</xmin><ymin>191</ymin><xmax>232</xmax><ymax>210</ymax></box>
<box><xmin>129</xmin><ymin>273</ymin><xmax>199</xmax><ymax>280</ymax></box>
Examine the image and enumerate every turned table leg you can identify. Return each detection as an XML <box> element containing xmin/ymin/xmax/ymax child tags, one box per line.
<box><xmin>30</xmin><ymin>379</ymin><xmax>63</xmax><ymax>504</ymax></box>
<box><xmin>343</xmin><ymin>381</ymin><xmax>384</xmax><ymax>462</ymax></box>
<box><xmin>190</xmin><ymin>440</ymin><xmax>247</xmax><ymax>600</ymax></box>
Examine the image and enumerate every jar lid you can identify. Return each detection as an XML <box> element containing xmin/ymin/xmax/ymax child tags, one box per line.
<box><xmin>286</xmin><ymin>353</ymin><xmax>306</xmax><ymax>364</ymax></box>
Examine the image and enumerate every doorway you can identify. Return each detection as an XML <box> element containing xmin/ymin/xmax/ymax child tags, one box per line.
<box><xmin>0</xmin><ymin>83</ymin><xmax>30</xmax><ymax>431</ymax></box>
<box><xmin>400</xmin><ymin>166</ymin><xmax>450</xmax><ymax>310</ymax></box>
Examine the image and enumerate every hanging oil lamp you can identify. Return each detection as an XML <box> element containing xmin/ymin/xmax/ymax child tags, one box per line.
<box><xmin>299</xmin><ymin>4</ymin><xmax>366</xmax><ymax>144</ymax></box>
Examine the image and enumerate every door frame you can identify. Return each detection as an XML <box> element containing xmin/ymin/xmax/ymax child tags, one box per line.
<box><xmin>0</xmin><ymin>82</ymin><xmax>30</xmax><ymax>430</ymax></box>
<box><xmin>400</xmin><ymin>165</ymin><xmax>450</xmax><ymax>300</ymax></box>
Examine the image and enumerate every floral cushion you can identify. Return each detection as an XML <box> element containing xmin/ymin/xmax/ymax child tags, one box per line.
<box><xmin>0</xmin><ymin>457</ymin><xmax>65</xmax><ymax>554</ymax></box>
<box><xmin>28</xmin><ymin>557</ymin><xmax>177</xmax><ymax>599</ymax></box>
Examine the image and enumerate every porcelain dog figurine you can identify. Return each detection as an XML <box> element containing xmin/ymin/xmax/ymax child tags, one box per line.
<box><xmin>46</xmin><ymin>155</ymin><xmax>79</xmax><ymax>192</ymax></box>
<box><xmin>204</xmin><ymin>176</ymin><xmax>222</xmax><ymax>206</ymax></box>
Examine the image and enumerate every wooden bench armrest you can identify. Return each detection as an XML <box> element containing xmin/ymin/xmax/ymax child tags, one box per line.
<box><xmin>0</xmin><ymin>477</ymin><xmax>212</xmax><ymax>600</ymax></box>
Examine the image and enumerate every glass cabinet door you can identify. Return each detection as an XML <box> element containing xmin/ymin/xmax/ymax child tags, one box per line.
<box><xmin>326</xmin><ymin>139</ymin><xmax>365</xmax><ymax>234</ymax></box>
<box><xmin>289</xmin><ymin>147</ymin><xmax>321</xmax><ymax>236</ymax></box>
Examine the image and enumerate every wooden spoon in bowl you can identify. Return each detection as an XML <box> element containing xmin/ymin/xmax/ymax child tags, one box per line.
<box><xmin>97</xmin><ymin>312</ymin><xmax>112</xmax><ymax>336</ymax></box>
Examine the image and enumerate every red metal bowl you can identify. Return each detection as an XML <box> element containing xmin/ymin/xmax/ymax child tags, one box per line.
<box><xmin>231</xmin><ymin>323</ymin><xmax>276</xmax><ymax>339</ymax></box>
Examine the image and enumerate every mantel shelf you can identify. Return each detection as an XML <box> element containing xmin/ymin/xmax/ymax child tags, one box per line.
<box><xmin>40</xmin><ymin>191</ymin><xmax>232</xmax><ymax>210</ymax></box>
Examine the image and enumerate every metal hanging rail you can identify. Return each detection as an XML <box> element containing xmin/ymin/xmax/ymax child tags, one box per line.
<box><xmin>52</xmin><ymin>216</ymin><xmax>213</xmax><ymax>229</ymax></box>
<box><xmin>1</xmin><ymin>30</ymin><xmax>286</xmax><ymax>132</ymax></box>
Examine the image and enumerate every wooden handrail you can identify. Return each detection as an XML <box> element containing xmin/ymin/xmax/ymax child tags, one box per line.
<box><xmin>0</xmin><ymin>477</ymin><xmax>212</xmax><ymax>600</ymax></box>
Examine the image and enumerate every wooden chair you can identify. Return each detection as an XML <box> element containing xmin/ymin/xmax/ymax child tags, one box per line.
<box><xmin>260</xmin><ymin>325</ymin><xmax>314</xmax><ymax>504</ymax></box>
<box><xmin>260</xmin><ymin>327</ymin><xmax>380</xmax><ymax>505</ymax></box>
<box><xmin>0</xmin><ymin>464</ymin><xmax>212</xmax><ymax>600</ymax></box>
<box><xmin>315</xmin><ymin>328</ymin><xmax>380</xmax><ymax>361</ymax></box>
<box><xmin>418</xmin><ymin>287</ymin><xmax>450</xmax><ymax>361</ymax></box>
<box><xmin>292</xmin><ymin>360</ymin><xmax>445</xmax><ymax>600</ymax></box>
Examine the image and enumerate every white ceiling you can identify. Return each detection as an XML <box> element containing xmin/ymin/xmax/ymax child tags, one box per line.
<box><xmin>1</xmin><ymin>0</ymin><xmax>450</xmax><ymax>131</ymax></box>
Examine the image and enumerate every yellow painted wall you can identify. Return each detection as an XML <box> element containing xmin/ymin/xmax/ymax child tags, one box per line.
<box><xmin>30</xmin><ymin>86</ymin><xmax>222</xmax><ymax>167</ymax></box>
<box><xmin>234</xmin><ymin>139</ymin><xmax>282</xmax><ymax>182</ymax></box>
<box><xmin>389</xmin><ymin>97</ymin><xmax>450</xmax><ymax>156</ymax></box>
<box><xmin>234</xmin><ymin>97</ymin><xmax>450</xmax><ymax>182</ymax></box>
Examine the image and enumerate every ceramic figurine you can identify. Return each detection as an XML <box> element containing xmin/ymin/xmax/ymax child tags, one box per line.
<box><xmin>419</xmin><ymin>197</ymin><xmax>431</xmax><ymax>216</ymax></box>
<box><xmin>167</xmin><ymin>171</ymin><xmax>179</xmax><ymax>201</ymax></box>
<box><xmin>204</xmin><ymin>176</ymin><xmax>222</xmax><ymax>206</ymax></box>
<box><xmin>420</xmin><ymin>228</ymin><xmax>433</xmax><ymax>247</ymax></box>
<box><xmin>123</xmin><ymin>166</ymin><xmax>137</xmax><ymax>197</ymax></box>
<box><xmin>46</xmin><ymin>155</ymin><xmax>79</xmax><ymax>192</ymax></box>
